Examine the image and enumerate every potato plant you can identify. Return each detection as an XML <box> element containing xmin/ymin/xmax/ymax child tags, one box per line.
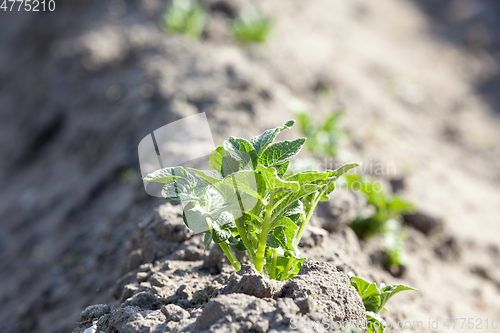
<box><xmin>348</xmin><ymin>273</ymin><xmax>418</xmax><ymax>333</ymax></box>
<box><xmin>163</xmin><ymin>0</ymin><xmax>208</xmax><ymax>40</ymax></box>
<box><xmin>343</xmin><ymin>174</ymin><xmax>414</xmax><ymax>273</ymax></box>
<box><xmin>230</xmin><ymin>6</ymin><xmax>273</xmax><ymax>44</ymax></box>
<box><xmin>144</xmin><ymin>120</ymin><xmax>359</xmax><ymax>280</ymax></box>
<box><xmin>344</xmin><ymin>174</ymin><xmax>414</xmax><ymax>241</ymax></box>
<box><xmin>293</xmin><ymin>108</ymin><xmax>349</xmax><ymax>159</ymax></box>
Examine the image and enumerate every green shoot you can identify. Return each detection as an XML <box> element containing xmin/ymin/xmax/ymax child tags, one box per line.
<box><xmin>144</xmin><ymin>120</ymin><xmax>359</xmax><ymax>280</ymax></box>
<box><xmin>343</xmin><ymin>174</ymin><xmax>414</xmax><ymax>273</ymax></box>
<box><xmin>383</xmin><ymin>219</ymin><xmax>409</xmax><ymax>271</ymax></box>
<box><xmin>344</xmin><ymin>174</ymin><xmax>414</xmax><ymax>240</ymax></box>
<box><xmin>230</xmin><ymin>6</ymin><xmax>273</xmax><ymax>44</ymax></box>
<box><xmin>162</xmin><ymin>0</ymin><xmax>208</xmax><ymax>40</ymax></box>
<box><xmin>293</xmin><ymin>108</ymin><xmax>350</xmax><ymax>159</ymax></box>
<box><xmin>348</xmin><ymin>273</ymin><xmax>418</xmax><ymax>333</ymax></box>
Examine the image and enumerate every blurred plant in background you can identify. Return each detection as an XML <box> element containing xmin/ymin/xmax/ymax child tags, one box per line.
<box><xmin>293</xmin><ymin>108</ymin><xmax>350</xmax><ymax>160</ymax></box>
<box><xmin>383</xmin><ymin>219</ymin><xmax>409</xmax><ymax>273</ymax></box>
<box><xmin>343</xmin><ymin>174</ymin><xmax>414</xmax><ymax>275</ymax></box>
<box><xmin>163</xmin><ymin>0</ymin><xmax>208</xmax><ymax>40</ymax></box>
<box><xmin>346</xmin><ymin>273</ymin><xmax>417</xmax><ymax>333</ymax></box>
<box><xmin>344</xmin><ymin>174</ymin><xmax>414</xmax><ymax>240</ymax></box>
<box><xmin>230</xmin><ymin>6</ymin><xmax>273</xmax><ymax>44</ymax></box>
<box><xmin>290</xmin><ymin>101</ymin><xmax>414</xmax><ymax>276</ymax></box>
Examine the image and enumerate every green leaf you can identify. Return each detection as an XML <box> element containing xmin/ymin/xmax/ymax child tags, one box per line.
<box><xmin>366</xmin><ymin>311</ymin><xmax>386</xmax><ymax>333</ymax></box>
<box><xmin>282</xmin><ymin>200</ymin><xmax>303</xmax><ymax>222</ymax></box>
<box><xmin>209</xmin><ymin>146</ymin><xmax>228</xmax><ymax>175</ymax></box>
<box><xmin>210</xmin><ymin>211</ymin><xmax>236</xmax><ymax>243</ymax></box>
<box><xmin>348</xmin><ymin>272</ymin><xmax>417</xmax><ymax>315</ymax></box>
<box><xmin>223</xmin><ymin>137</ymin><xmax>257</xmax><ymax>168</ymax></box>
<box><xmin>159</xmin><ymin>169</ymin><xmax>209</xmax><ymax>202</ymax></box>
<box><xmin>144</xmin><ymin>166</ymin><xmax>192</xmax><ymax>184</ymax></box>
<box><xmin>259</xmin><ymin>138</ymin><xmax>306</xmax><ymax>167</ymax></box>
<box><xmin>182</xmin><ymin>201</ymin><xmax>210</xmax><ymax>233</ymax></box>
<box><xmin>327</xmin><ymin>162</ymin><xmax>361</xmax><ymax>181</ymax></box>
<box><xmin>163</xmin><ymin>0</ymin><xmax>208</xmax><ymax>39</ymax></box>
<box><xmin>267</xmin><ymin>227</ymin><xmax>286</xmax><ymax>249</ymax></box>
<box><xmin>274</xmin><ymin>161</ymin><xmax>289</xmax><ymax>178</ymax></box>
<box><xmin>388</xmin><ymin>196</ymin><xmax>415</xmax><ymax>215</ymax></box>
<box><xmin>322</xmin><ymin>111</ymin><xmax>343</xmax><ymax>132</ymax></box>
<box><xmin>188</xmin><ymin>168</ymin><xmax>223</xmax><ymax>186</ymax></box>
<box><xmin>267</xmin><ymin>220</ymin><xmax>297</xmax><ymax>251</ymax></box>
<box><xmin>377</xmin><ymin>284</ymin><xmax>418</xmax><ymax>313</ymax></box>
<box><xmin>348</xmin><ymin>272</ymin><xmax>381</xmax><ymax>312</ymax></box>
<box><xmin>264</xmin><ymin>254</ymin><xmax>287</xmax><ymax>279</ymax></box>
<box><xmin>230</xmin><ymin>6</ymin><xmax>274</xmax><ymax>44</ymax></box>
<box><xmin>247</xmin><ymin>228</ymin><xmax>259</xmax><ymax>249</ymax></box>
<box><xmin>221</xmin><ymin>155</ymin><xmax>241</xmax><ymax>177</ymax></box>
<box><xmin>270</xmin><ymin>216</ymin><xmax>297</xmax><ymax>231</ymax></box>
<box><xmin>189</xmin><ymin>168</ymin><xmax>262</xmax><ymax>208</ymax></box>
<box><xmin>283</xmin><ymin>226</ymin><xmax>297</xmax><ymax>251</ymax></box>
<box><xmin>204</xmin><ymin>233</ymin><xmax>212</xmax><ymax>251</ymax></box>
<box><xmin>226</xmin><ymin>170</ymin><xmax>263</xmax><ymax>203</ymax></box>
<box><xmin>272</xmin><ymin>183</ymin><xmax>322</xmax><ymax>220</ymax></box>
<box><xmin>286</xmin><ymin>170</ymin><xmax>328</xmax><ymax>183</ymax></box>
<box><xmin>319</xmin><ymin>192</ymin><xmax>330</xmax><ymax>201</ymax></box>
<box><xmin>257</xmin><ymin>165</ymin><xmax>300</xmax><ymax>193</ymax></box>
<box><xmin>250</xmin><ymin>120</ymin><xmax>295</xmax><ymax>155</ymax></box>
<box><xmin>228</xmin><ymin>235</ymin><xmax>246</xmax><ymax>251</ymax></box>
<box><xmin>181</xmin><ymin>188</ymin><xmax>234</xmax><ymax>235</ymax></box>
<box><xmin>283</xmin><ymin>256</ymin><xmax>305</xmax><ymax>280</ymax></box>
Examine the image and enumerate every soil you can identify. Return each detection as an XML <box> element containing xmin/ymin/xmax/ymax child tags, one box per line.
<box><xmin>0</xmin><ymin>0</ymin><xmax>499</xmax><ymax>333</ymax></box>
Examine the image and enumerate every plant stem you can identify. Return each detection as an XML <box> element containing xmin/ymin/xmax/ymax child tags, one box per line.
<box><xmin>270</xmin><ymin>249</ymin><xmax>278</xmax><ymax>280</ymax></box>
<box><xmin>281</xmin><ymin>257</ymin><xmax>294</xmax><ymax>281</ymax></box>
<box><xmin>255</xmin><ymin>190</ymin><xmax>275</xmax><ymax>273</ymax></box>
<box><xmin>234</xmin><ymin>216</ymin><xmax>255</xmax><ymax>262</ymax></box>
<box><xmin>229</xmin><ymin>175</ymin><xmax>256</xmax><ymax>262</ymax></box>
<box><xmin>245</xmin><ymin>211</ymin><xmax>265</xmax><ymax>225</ymax></box>
<box><xmin>296</xmin><ymin>189</ymin><xmax>324</xmax><ymax>243</ymax></box>
<box><xmin>219</xmin><ymin>242</ymin><xmax>241</xmax><ymax>270</ymax></box>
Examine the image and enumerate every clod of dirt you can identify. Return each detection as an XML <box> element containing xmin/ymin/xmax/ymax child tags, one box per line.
<box><xmin>403</xmin><ymin>211</ymin><xmax>443</xmax><ymax>235</ymax></box>
<box><xmin>389</xmin><ymin>176</ymin><xmax>407</xmax><ymax>193</ymax></box>
<box><xmin>126</xmin><ymin>204</ymin><xmax>206</xmax><ymax>271</ymax></box>
<box><xmin>122</xmin><ymin>291</ymin><xmax>165</xmax><ymax>310</ymax></box>
<box><xmin>214</xmin><ymin>264</ymin><xmax>285</xmax><ymax>299</ymax></box>
<box><xmin>299</xmin><ymin>226</ymin><xmax>329</xmax><ymax>248</ymax></box>
<box><xmin>282</xmin><ymin>260</ymin><xmax>365</xmax><ymax>323</ymax></box>
<box><xmin>96</xmin><ymin>307</ymin><xmax>167</xmax><ymax>333</ymax></box>
<box><xmin>80</xmin><ymin>304</ymin><xmax>111</xmax><ymax>322</ymax></box>
<box><xmin>192</xmin><ymin>289</ymin><xmax>210</xmax><ymax>305</ymax></box>
<box><xmin>317</xmin><ymin>189</ymin><xmax>367</xmax><ymax>232</ymax></box>
<box><xmin>434</xmin><ymin>235</ymin><xmax>462</xmax><ymax>261</ymax></box>
<box><xmin>161</xmin><ymin>304</ymin><xmax>190</xmax><ymax>321</ymax></box>
<box><xmin>294</xmin><ymin>296</ymin><xmax>316</xmax><ymax>314</ymax></box>
<box><xmin>193</xmin><ymin>293</ymin><xmax>290</xmax><ymax>332</ymax></box>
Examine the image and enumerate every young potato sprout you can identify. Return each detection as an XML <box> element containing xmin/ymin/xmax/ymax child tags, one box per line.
<box><xmin>230</xmin><ymin>6</ymin><xmax>273</xmax><ymax>44</ymax></box>
<box><xmin>144</xmin><ymin>120</ymin><xmax>359</xmax><ymax>280</ymax></box>
<box><xmin>344</xmin><ymin>174</ymin><xmax>415</xmax><ymax>273</ymax></box>
<box><xmin>348</xmin><ymin>273</ymin><xmax>418</xmax><ymax>333</ymax></box>
<box><xmin>163</xmin><ymin>0</ymin><xmax>208</xmax><ymax>40</ymax></box>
